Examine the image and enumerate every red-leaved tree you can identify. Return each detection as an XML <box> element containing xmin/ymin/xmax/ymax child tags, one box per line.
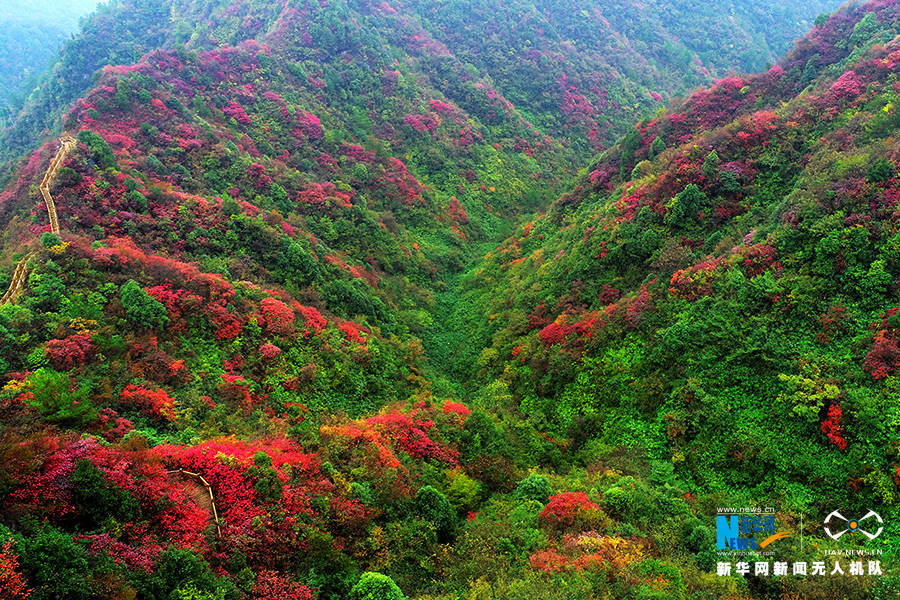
<box><xmin>821</xmin><ymin>404</ymin><xmax>847</xmax><ymax>450</ymax></box>
<box><xmin>45</xmin><ymin>334</ymin><xmax>94</xmax><ymax>370</ymax></box>
<box><xmin>0</xmin><ymin>541</ymin><xmax>30</xmax><ymax>600</ymax></box>
<box><xmin>252</xmin><ymin>570</ymin><xmax>314</xmax><ymax>600</ymax></box>
<box><xmin>120</xmin><ymin>384</ymin><xmax>176</xmax><ymax>422</ymax></box>
<box><xmin>261</xmin><ymin>298</ymin><xmax>295</xmax><ymax>336</ymax></box>
<box><xmin>539</xmin><ymin>492</ymin><xmax>602</xmax><ymax>531</ymax></box>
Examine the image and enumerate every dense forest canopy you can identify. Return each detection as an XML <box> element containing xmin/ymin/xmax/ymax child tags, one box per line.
<box><xmin>3</xmin><ymin>1</ymin><xmax>900</xmax><ymax>599</ymax></box>
<box><xmin>1</xmin><ymin>0</ymin><xmax>839</xmax><ymax>170</ymax></box>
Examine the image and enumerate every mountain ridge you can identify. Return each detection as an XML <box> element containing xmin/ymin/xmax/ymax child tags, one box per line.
<box><xmin>3</xmin><ymin>1</ymin><xmax>899</xmax><ymax>600</ymax></box>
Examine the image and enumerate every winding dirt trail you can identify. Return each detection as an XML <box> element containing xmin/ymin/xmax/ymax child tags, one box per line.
<box><xmin>2</xmin><ymin>136</ymin><xmax>227</xmax><ymax>530</ymax></box>
<box><xmin>167</xmin><ymin>469</ymin><xmax>223</xmax><ymax>539</ymax></box>
<box><xmin>39</xmin><ymin>134</ymin><xmax>76</xmax><ymax>235</ymax></box>
<box><xmin>0</xmin><ymin>251</ymin><xmax>35</xmax><ymax>305</ymax></box>
<box><xmin>0</xmin><ymin>135</ymin><xmax>75</xmax><ymax>305</ymax></box>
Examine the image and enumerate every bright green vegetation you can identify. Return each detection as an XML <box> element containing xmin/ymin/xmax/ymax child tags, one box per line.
<box><xmin>1</xmin><ymin>1</ymin><xmax>898</xmax><ymax>600</ymax></box>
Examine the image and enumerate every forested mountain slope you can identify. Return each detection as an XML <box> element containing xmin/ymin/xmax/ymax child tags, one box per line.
<box><xmin>449</xmin><ymin>0</ymin><xmax>900</xmax><ymax>550</ymax></box>
<box><xmin>2</xmin><ymin>0</ymin><xmax>838</xmax><ymax>170</ymax></box>
<box><xmin>2</xmin><ymin>1</ymin><xmax>898</xmax><ymax>600</ymax></box>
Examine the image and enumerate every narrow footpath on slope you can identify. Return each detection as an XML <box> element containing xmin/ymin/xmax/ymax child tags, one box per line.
<box><xmin>0</xmin><ymin>134</ymin><xmax>76</xmax><ymax>305</ymax></box>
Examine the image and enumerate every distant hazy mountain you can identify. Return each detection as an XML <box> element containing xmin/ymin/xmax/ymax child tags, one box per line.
<box><xmin>0</xmin><ymin>0</ymin><xmax>100</xmax><ymax>111</ymax></box>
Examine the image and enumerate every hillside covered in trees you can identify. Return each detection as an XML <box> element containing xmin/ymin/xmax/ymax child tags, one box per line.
<box><xmin>1</xmin><ymin>0</ymin><xmax>838</xmax><ymax>170</ymax></box>
<box><xmin>4</xmin><ymin>1</ymin><xmax>900</xmax><ymax>599</ymax></box>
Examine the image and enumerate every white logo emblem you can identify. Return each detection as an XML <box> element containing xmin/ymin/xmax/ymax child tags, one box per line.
<box><xmin>823</xmin><ymin>510</ymin><xmax>883</xmax><ymax>540</ymax></box>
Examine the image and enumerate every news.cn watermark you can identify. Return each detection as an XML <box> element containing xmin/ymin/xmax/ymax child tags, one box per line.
<box><xmin>713</xmin><ymin>507</ymin><xmax>889</xmax><ymax>579</ymax></box>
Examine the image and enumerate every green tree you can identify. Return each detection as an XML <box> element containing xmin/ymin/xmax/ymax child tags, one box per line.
<box><xmin>27</xmin><ymin>265</ymin><xmax>65</xmax><ymax>311</ymax></box>
<box><xmin>413</xmin><ymin>485</ymin><xmax>457</xmax><ymax>540</ymax></box>
<box><xmin>173</xmin><ymin>586</ymin><xmax>226</xmax><ymax>600</ymax></box>
<box><xmin>139</xmin><ymin>548</ymin><xmax>236</xmax><ymax>600</ymax></box>
<box><xmin>243</xmin><ymin>451</ymin><xmax>283</xmax><ymax>501</ymax></box>
<box><xmin>349</xmin><ymin>572</ymin><xmax>406</xmax><ymax>600</ymax></box>
<box><xmin>665</xmin><ymin>183</ymin><xmax>707</xmax><ymax>228</ymax></box>
<box><xmin>850</xmin><ymin>12</ymin><xmax>880</xmax><ymax>47</ymax></box>
<box><xmin>649</xmin><ymin>135</ymin><xmax>665</xmax><ymax>159</ymax></box>
<box><xmin>70</xmin><ymin>459</ymin><xmax>139</xmax><ymax>528</ymax></box>
<box><xmin>40</xmin><ymin>232</ymin><xmax>61</xmax><ymax>248</ymax></box>
<box><xmin>868</xmin><ymin>158</ymin><xmax>894</xmax><ymax>184</ymax></box>
<box><xmin>222</xmin><ymin>196</ymin><xmax>242</xmax><ymax>216</ymax></box>
<box><xmin>77</xmin><ymin>129</ymin><xmax>116</xmax><ymax>170</ymax></box>
<box><xmin>120</xmin><ymin>279</ymin><xmax>169</xmax><ymax>330</ymax></box>
<box><xmin>129</xmin><ymin>189</ymin><xmax>148</xmax><ymax>212</ymax></box>
<box><xmin>445</xmin><ymin>470</ymin><xmax>480</xmax><ymax>511</ymax></box>
<box><xmin>619</xmin><ymin>126</ymin><xmax>642</xmax><ymax>178</ymax></box>
<box><xmin>702</xmin><ymin>149</ymin><xmax>720</xmax><ymax>180</ymax></box>
<box><xmin>270</xmin><ymin>183</ymin><xmax>290</xmax><ymax>213</ymax></box>
<box><xmin>801</xmin><ymin>55</ymin><xmax>820</xmax><ymax>84</ymax></box>
<box><xmin>12</xmin><ymin>522</ymin><xmax>91</xmax><ymax>600</ymax></box>
<box><xmin>513</xmin><ymin>473</ymin><xmax>552</xmax><ymax>504</ymax></box>
<box><xmin>277</xmin><ymin>238</ymin><xmax>321</xmax><ymax>284</ymax></box>
<box><xmin>777</xmin><ymin>364</ymin><xmax>841</xmax><ymax>421</ymax></box>
<box><xmin>26</xmin><ymin>368</ymin><xmax>95</xmax><ymax>425</ymax></box>
<box><xmin>323</xmin><ymin>279</ymin><xmax>386</xmax><ymax>321</ymax></box>
<box><xmin>114</xmin><ymin>77</ymin><xmax>132</xmax><ymax>109</ymax></box>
